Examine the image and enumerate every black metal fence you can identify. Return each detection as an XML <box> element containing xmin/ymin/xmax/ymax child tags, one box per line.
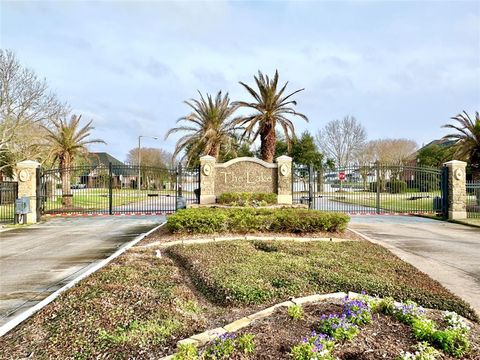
<box><xmin>293</xmin><ymin>163</ymin><xmax>447</xmax><ymax>216</ymax></box>
<box><xmin>0</xmin><ymin>181</ymin><xmax>18</xmax><ymax>223</ymax></box>
<box><xmin>466</xmin><ymin>179</ymin><xmax>480</xmax><ymax>219</ymax></box>
<box><xmin>38</xmin><ymin>163</ymin><xmax>199</xmax><ymax>216</ymax></box>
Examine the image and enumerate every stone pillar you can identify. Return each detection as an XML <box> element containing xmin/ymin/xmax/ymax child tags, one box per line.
<box><xmin>276</xmin><ymin>155</ymin><xmax>292</xmax><ymax>204</ymax></box>
<box><xmin>444</xmin><ymin>160</ymin><xmax>467</xmax><ymax>220</ymax></box>
<box><xmin>199</xmin><ymin>155</ymin><xmax>216</xmax><ymax>204</ymax></box>
<box><xmin>15</xmin><ymin>160</ymin><xmax>41</xmax><ymax>223</ymax></box>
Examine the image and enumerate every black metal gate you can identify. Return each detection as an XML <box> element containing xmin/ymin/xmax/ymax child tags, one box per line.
<box><xmin>293</xmin><ymin>163</ymin><xmax>448</xmax><ymax>217</ymax></box>
<box><xmin>0</xmin><ymin>181</ymin><xmax>18</xmax><ymax>223</ymax></box>
<box><xmin>37</xmin><ymin>163</ymin><xmax>199</xmax><ymax>216</ymax></box>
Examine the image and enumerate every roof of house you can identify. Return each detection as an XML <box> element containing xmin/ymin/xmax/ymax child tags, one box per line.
<box><xmin>86</xmin><ymin>152</ymin><xmax>137</xmax><ymax>176</ymax></box>
<box><xmin>420</xmin><ymin>138</ymin><xmax>458</xmax><ymax>150</ymax></box>
<box><xmin>87</xmin><ymin>152</ymin><xmax>124</xmax><ymax>167</ymax></box>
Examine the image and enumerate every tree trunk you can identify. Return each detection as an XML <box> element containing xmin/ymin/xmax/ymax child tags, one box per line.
<box><xmin>60</xmin><ymin>157</ymin><xmax>73</xmax><ymax>207</ymax></box>
<box><xmin>260</xmin><ymin>122</ymin><xmax>276</xmax><ymax>163</ymax></box>
<box><xmin>208</xmin><ymin>144</ymin><xmax>221</xmax><ymax>160</ymax></box>
<box><xmin>473</xmin><ymin>169</ymin><xmax>480</xmax><ymax>206</ymax></box>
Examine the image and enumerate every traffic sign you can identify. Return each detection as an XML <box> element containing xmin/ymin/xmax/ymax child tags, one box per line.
<box><xmin>338</xmin><ymin>172</ymin><xmax>346</xmax><ymax>181</ymax></box>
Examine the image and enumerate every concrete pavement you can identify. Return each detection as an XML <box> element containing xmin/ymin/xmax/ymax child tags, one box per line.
<box><xmin>349</xmin><ymin>216</ymin><xmax>480</xmax><ymax>314</ymax></box>
<box><xmin>0</xmin><ymin>215</ymin><xmax>165</xmax><ymax>326</ymax></box>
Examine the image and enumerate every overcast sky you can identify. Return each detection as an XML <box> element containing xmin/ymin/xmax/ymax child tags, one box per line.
<box><xmin>2</xmin><ymin>1</ymin><xmax>479</xmax><ymax>162</ymax></box>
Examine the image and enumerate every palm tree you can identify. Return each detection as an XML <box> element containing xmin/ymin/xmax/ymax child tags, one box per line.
<box><xmin>166</xmin><ymin>91</ymin><xmax>238</xmax><ymax>165</ymax></box>
<box><xmin>43</xmin><ymin>114</ymin><xmax>105</xmax><ymax>206</ymax></box>
<box><xmin>443</xmin><ymin>111</ymin><xmax>480</xmax><ymax>205</ymax></box>
<box><xmin>234</xmin><ymin>70</ymin><xmax>308</xmax><ymax>162</ymax></box>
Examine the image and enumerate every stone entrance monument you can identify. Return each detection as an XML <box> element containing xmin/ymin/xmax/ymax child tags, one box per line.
<box><xmin>199</xmin><ymin>156</ymin><xmax>293</xmax><ymax>205</ymax></box>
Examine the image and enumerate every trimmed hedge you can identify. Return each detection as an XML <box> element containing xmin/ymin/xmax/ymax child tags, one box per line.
<box><xmin>166</xmin><ymin>208</ymin><xmax>350</xmax><ymax>234</ymax></box>
<box><xmin>387</xmin><ymin>180</ymin><xmax>407</xmax><ymax>194</ymax></box>
<box><xmin>217</xmin><ymin>192</ymin><xmax>277</xmax><ymax>206</ymax></box>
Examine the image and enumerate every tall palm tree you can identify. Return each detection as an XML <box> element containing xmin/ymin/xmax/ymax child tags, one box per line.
<box><xmin>166</xmin><ymin>91</ymin><xmax>238</xmax><ymax>165</ymax></box>
<box><xmin>443</xmin><ymin>111</ymin><xmax>480</xmax><ymax>205</ymax></box>
<box><xmin>442</xmin><ymin>111</ymin><xmax>480</xmax><ymax>177</ymax></box>
<box><xmin>234</xmin><ymin>70</ymin><xmax>308</xmax><ymax>162</ymax></box>
<box><xmin>43</xmin><ymin>114</ymin><xmax>105</xmax><ymax>206</ymax></box>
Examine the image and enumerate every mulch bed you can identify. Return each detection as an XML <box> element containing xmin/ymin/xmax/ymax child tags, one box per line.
<box><xmin>229</xmin><ymin>300</ymin><xmax>480</xmax><ymax>359</ymax></box>
<box><xmin>140</xmin><ymin>226</ymin><xmax>364</xmax><ymax>245</ymax></box>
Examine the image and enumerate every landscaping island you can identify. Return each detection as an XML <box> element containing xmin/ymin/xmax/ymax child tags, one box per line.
<box><xmin>0</xmin><ymin>206</ymin><xmax>478</xmax><ymax>359</ymax></box>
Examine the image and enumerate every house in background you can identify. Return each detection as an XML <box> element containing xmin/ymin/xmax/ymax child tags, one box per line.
<box><xmin>80</xmin><ymin>152</ymin><xmax>137</xmax><ymax>189</ymax></box>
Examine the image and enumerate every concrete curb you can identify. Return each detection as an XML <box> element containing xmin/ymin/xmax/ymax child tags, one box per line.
<box><xmin>160</xmin><ymin>292</ymin><xmax>348</xmax><ymax>360</ymax></box>
<box><xmin>141</xmin><ymin>236</ymin><xmax>350</xmax><ymax>249</ymax></box>
<box><xmin>0</xmin><ymin>221</ymin><xmax>167</xmax><ymax>337</ymax></box>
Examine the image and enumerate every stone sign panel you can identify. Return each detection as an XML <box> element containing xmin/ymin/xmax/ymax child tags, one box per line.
<box><xmin>214</xmin><ymin>159</ymin><xmax>277</xmax><ymax>195</ymax></box>
<box><xmin>199</xmin><ymin>156</ymin><xmax>293</xmax><ymax>205</ymax></box>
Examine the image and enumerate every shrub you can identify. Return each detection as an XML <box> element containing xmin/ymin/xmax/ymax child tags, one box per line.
<box><xmin>369</xmin><ymin>180</ymin><xmax>386</xmax><ymax>193</ymax></box>
<box><xmin>290</xmin><ymin>332</ymin><xmax>335</xmax><ymax>360</ymax></box>
<box><xmin>167</xmin><ymin>208</ymin><xmax>350</xmax><ymax>234</ymax></box>
<box><xmin>393</xmin><ymin>301</ymin><xmax>425</xmax><ymax>325</ymax></box>
<box><xmin>343</xmin><ymin>297</ymin><xmax>372</xmax><ymax>326</ymax></box>
<box><xmin>200</xmin><ymin>333</ymin><xmax>256</xmax><ymax>359</ymax></box>
<box><xmin>288</xmin><ymin>304</ymin><xmax>304</xmax><ymax>320</ymax></box>
<box><xmin>396</xmin><ymin>342</ymin><xmax>439</xmax><ymax>360</ymax></box>
<box><xmin>173</xmin><ymin>343</ymin><xmax>198</xmax><ymax>360</ymax></box>
<box><xmin>217</xmin><ymin>192</ymin><xmax>277</xmax><ymax>206</ymax></box>
<box><xmin>203</xmin><ymin>333</ymin><xmax>236</xmax><ymax>359</ymax></box>
<box><xmin>388</xmin><ymin>180</ymin><xmax>408</xmax><ymax>194</ymax></box>
<box><xmin>316</xmin><ymin>314</ymin><xmax>359</xmax><ymax>341</ymax></box>
<box><xmin>237</xmin><ymin>333</ymin><xmax>255</xmax><ymax>354</ymax></box>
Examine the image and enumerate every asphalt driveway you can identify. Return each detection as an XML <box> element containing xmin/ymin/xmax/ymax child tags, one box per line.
<box><xmin>349</xmin><ymin>216</ymin><xmax>480</xmax><ymax>314</ymax></box>
<box><xmin>0</xmin><ymin>215</ymin><xmax>165</xmax><ymax>326</ymax></box>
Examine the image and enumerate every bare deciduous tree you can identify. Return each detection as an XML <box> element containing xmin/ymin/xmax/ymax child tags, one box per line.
<box><xmin>316</xmin><ymin>115</ymin><xmax>367</xmax><ymax>167</ymax></box>
<box><xmin>126</xmin><ymin>147</ymin><xmax>173</xmax><ymax>168</ymax></box>
<box><xmin>365</xmin><ymin>138</ymin><xmax>418</xmax><ymax>164</ymax></box>
<box><xmin>0</xmin><ymin>49</ymin><xmax>68</xmax><ymax>172</ymax></box>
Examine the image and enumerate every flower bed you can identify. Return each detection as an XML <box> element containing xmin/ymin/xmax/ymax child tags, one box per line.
<box><xmin>166</xmin><ymin>208</ymin><xmax>350</xmax><ymax>234</ymax></box>
<box><xmin>170</xmin><ymin>296</ymin><xmax>480</xmax><ymax>359</ymax></box>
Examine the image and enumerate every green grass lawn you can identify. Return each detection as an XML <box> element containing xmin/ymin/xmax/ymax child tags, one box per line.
<box><xmin>43</xmin><ymin>188</ymin><xmax>193</xmax><ymax>211</ymax></box>
<box><xmin>167</xmin><ymin>240</ymin><xmax>476</xmax><ymax>320</ymax></box>
<box><xmin>329</xmin><ymin>191</ymin><xmax>440</xmax><ymax>212</ymax></box>
<box><xmin>0</xmin><ymin>203</ymin><xmax>14</xmax><ymax>222</ymax></box>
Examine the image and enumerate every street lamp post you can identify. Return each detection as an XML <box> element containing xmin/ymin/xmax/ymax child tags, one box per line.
<box><xmin>137</xmin><ymin>135</ymin><xmax>158</xmax><ymax>193</ymax></box>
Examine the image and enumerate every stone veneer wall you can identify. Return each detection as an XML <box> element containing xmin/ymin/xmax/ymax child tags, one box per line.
<box><xmin>199</xmin><ymin>156</ymin><xmax>292</xmax><ymax>205</ymax></box>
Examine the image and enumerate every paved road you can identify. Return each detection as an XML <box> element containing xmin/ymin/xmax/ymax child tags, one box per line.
<box><xmin>349</xmin><ymin>216</ymin><xmax>480</xmax><ymax>314</ymax></box>
<box><xmin>0</xmin><ymin>215</ymin><xmax>165</xmax><ymax>326</ymax></box>
<box><xmin>313</xmin><ymin>196</ymin><xmax>377</xmax><ymax>213</ymax></box>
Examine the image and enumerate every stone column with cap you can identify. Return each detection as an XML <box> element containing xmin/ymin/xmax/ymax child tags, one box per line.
<box><xmin>444</xmin><ymin>160</ymin><xmax>467</xmax><ymax>220</ymax></box>
<box><xmin>16</xmin><ymin>160</ymin><xmax>41</xmax><ymax>223</ymax></box>
<box><xmin>276</xmin><ymin>155</ymin><xmax>293</xmax><ymax>204</ymax></box>
<box><xmin>199</xmin><ymin>155</ymin><xmax>216</xmax><ymax>204</ymax></box>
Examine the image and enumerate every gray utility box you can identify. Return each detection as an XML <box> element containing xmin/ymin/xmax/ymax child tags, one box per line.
<box><xmin>15</xmin><ymin>196</ymin><xmax>30</xmax><ymax>214</ymax></box>
<box><xmin>176</xmin><ymin>196</ymin><xmax>187</xmax><ymax>210</ymax></box>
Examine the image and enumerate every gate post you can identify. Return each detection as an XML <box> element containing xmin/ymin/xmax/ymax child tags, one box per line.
<box><xmin>276</xmin><ymin>155</ymin><xmax>293</xmax><ymax>205</ymax></box>
<box><xmin>15</xmin><ymin>160</ymin><xmax>41</xmax><ymax>223</ymax></box>
<box><xmin>444</xmin><ymin>160</ymin><xmax>467</xmax><ymax>220</ymax></box>
<box><xmin>199</xmin><ymin>155</ymin><xmax>216</xmax><ymax>204</ymax></box>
